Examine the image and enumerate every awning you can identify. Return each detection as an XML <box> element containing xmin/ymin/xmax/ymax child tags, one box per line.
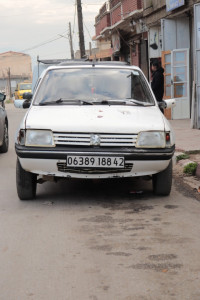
<box><xmin>89</xmin><ymin>48</ymin><xmax>113</xmax><ymax>60</ymax></box>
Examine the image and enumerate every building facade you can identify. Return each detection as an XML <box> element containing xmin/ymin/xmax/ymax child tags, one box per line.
<box><xmin>143</xmin><ymin>0</ymin><xmax>200</xmax><ymax>124</ymax></box>
<box><xmin>93</xmin><ymin>0</ymin><xmax>200</xmax><ymax>124</ymax></box>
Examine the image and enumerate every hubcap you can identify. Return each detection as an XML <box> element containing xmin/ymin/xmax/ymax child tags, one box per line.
<box><xmin>4</xmin><ymin>124</ymin><xmax>8</xmax><ymax>146</ymax></box>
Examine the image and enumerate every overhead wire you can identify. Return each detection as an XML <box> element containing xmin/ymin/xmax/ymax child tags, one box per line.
<box><xmin>20</xmin><ymin>36</ymin><xmax>63</xmax><ymax>52</ymax></box>
<box><xmin>15</xmin><ymin>1</ymin><xmax>102</xmax><ymax>54</ymax></box>
<box><xmin>20</xmin><ymin>30</ymin><xmax>68</xmax><ymax>52</ymax></box>
<box><xmin>83</xmin><ymin>20</ymin><xmax>93</xmax><ymax>41</ymax></box>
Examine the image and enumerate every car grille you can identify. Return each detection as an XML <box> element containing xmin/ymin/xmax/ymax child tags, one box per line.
<box><xmin>57</xmin><ymin>163</ymin><xmax>133</xmax><ymax>174</ymax></box>
<box><xmin>53</xmin><ymin>133</ymin><xmax>137</xmax><ymax>147</ymax></box>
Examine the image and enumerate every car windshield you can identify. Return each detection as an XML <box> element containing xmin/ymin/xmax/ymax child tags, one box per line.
<box><xmin>34</xmin><ymin>68</ymin><xmax>155</xmax><ymax>105</ymax></box>
<box><xmin>20</xmin><ymin>84</ymin><xmax>32</xmax><ymax>90</ymax></box>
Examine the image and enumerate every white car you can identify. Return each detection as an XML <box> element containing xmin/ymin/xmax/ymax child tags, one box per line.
<box><xmin>14</xmin><ymin>62</ymin><xmax>175</xmax><ymax>200</ymax></box>
<box><xmin>0</xmin><ymin>92</ymin><xmax>9</xmax><ymax>153</ymax></box>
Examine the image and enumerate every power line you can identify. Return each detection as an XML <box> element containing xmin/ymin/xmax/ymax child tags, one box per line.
<box><xmin>83</xmin><ymin>20</ymin><xmax>93</xmax><ymax>41</ymax></box>
<box><xmin>20</xmin><ymin>30</ymin><xmax>68</xmax><ymax>52</ymax></box>
<box><xmin>20</xmin><ymin>36</ymin><xmax>62</xmax><ymax>52</ymax></box>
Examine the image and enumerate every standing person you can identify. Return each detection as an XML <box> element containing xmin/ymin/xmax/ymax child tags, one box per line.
<box><xmin>151</xmin><ymin>59</ymin><xmax>164</xmax><ymax>113</ymax></box>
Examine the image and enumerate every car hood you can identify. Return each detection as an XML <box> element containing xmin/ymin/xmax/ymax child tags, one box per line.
<box><xmin>25</xmin><ymin>105</ymin><xmax>166</xmax><ymax>133</ymax></box>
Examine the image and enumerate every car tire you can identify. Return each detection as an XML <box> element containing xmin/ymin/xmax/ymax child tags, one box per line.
<box><xmin>152</xmin><ymin>160</ymin><xmax>172</xmax><ymax>196</ymax></box>
<box><xmin>0</xmin><ymin>122</ymin><xmax>9</xmax><ymax>153</ymax></box>
<box><xmin>16</xmin><ymin>158</ymin><xmax>37</xmax><ymax>200</ymax></box>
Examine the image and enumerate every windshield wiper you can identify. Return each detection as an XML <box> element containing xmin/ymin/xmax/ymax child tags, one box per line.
<box><xmin>94</xmin><ymin>99</ymin><xmax>153</xmax><ymax>106</ymax></box>
<box><xmin>38</xmin><ymin>98</ymin><xmax>153</xmax><ymax>106</ymax></box>
<box><xmin>39</xmin><ymin>98</ymin><xmax>94</xmax><ymax>106</ymax></box>
<box><xmin>125</xmin><ymin>99</ymin><xmax>154</xmax><ymax>106</ymax></box>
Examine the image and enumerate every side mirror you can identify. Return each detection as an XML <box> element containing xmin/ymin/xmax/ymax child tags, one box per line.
<box><xmin>14</xmin><ymin>99</ymin><xmax>24</xmax><ymax>108</ymax></box>
<box><xmin>0</xmin><ymin>93</ymin><xmax>6</xmax><ymax>102</ymax></box>
<box><xmin>23</xmin><ymin>92</ymin><xmax>33</xmax><ymax>100</ymax></box>
<box><xmin>158</xmin><ymin>99</ymin><xmax>176</xmax><ymax>110</ymax></box>
<box><xmin>14</xmin><ymin>99</ymin><xmax>31</xmax><ymax>109</ymax></box>
<box><xmin>164</xmin><ymin>99</ymin><xmax>176</xmax><ymax>109</ymax></box>
<box><xmin>23</xmin><ymin>99</ymin><xmax>31</xmax><ymax>109</ymax></box>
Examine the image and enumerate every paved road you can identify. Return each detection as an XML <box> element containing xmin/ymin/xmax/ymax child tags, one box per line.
<box><xmin>0</xmin><ymin>105</ymin><xmax>200</xmax><ymax>300</ymax></box>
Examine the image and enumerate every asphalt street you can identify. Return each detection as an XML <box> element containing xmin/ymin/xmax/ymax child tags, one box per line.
<box><xmin>0</xmin><ymin>105</ymin><xmax>200</xmax><ymax>300</ymax></box>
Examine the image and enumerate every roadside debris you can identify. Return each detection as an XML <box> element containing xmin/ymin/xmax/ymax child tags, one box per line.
<box><xmin>162</xmin><ymin>269</ymin><xmax>168</xmax><ymax>273</ymax></box>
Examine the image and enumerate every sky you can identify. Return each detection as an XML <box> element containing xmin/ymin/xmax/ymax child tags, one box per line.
<box><xmin>0</xmin><ymin>0</ymin><xmax>105</xmax><ymax>67</ymax></box>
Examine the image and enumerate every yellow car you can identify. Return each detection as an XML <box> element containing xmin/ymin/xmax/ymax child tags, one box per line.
<box><xmin>15</xmin><ymin>82</ymin><xmax>32</xmax><ymax>99</ymax></box>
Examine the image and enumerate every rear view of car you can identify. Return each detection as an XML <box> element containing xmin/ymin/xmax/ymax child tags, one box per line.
<box><xmin>14</xmin><ymin>62</ymin><xmax>175</xmax><ymax>200</ymax></box>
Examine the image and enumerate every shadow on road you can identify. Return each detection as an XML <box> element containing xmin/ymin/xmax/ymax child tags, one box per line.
<box><xmin>33</xmin><ymin>176</ymin><xmax>159</xmax><ymax>207</ymax></box>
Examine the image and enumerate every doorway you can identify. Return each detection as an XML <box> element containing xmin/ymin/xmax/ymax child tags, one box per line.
<box><xmin>162</xmin><ymin>48</ymin><xmax>190</xmax><ymax>119</ymax></box>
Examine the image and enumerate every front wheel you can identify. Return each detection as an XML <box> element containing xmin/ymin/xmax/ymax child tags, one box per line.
<box><xmin>16</xmin><ymin>158</ymin><xmax>37</xmax><ymax>200</ymax></box>
<box><xmin>152</xmin><ymin>160</ymin><xmax>172</xmax><ymax>196</ymax></box>
<box><xmin>0</xmin><ymin>122</ymin><xmax>9</xmax><ymax>153</ymax></box>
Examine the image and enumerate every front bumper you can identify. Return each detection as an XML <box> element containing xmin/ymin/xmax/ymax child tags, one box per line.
<box><xmin>15</xmin><ymin>144</ymin><xmax>175</xmax><ymax>179</ymax></box>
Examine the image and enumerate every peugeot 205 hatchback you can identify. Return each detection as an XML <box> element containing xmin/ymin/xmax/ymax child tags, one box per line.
<box><xmin>14</xmin><ymin>62</ymin><xmax>175</xmax><ymax>200</ymax></box>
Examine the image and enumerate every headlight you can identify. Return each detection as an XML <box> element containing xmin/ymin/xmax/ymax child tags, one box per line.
<box><xmin>136</xmin><ymin>131</ymin><xmax>166</xmax><ymax>148</ymax></box>
<box><xmin>25</xmin><ymin>130</ymin><xmax>55</xmax><ymax>147</ymax></box>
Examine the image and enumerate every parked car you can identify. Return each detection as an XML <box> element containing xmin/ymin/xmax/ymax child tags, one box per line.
<box><xmin>0</xmin><ymin>93</ymin><xmax>9</xmax><ymax>153</ymax></box>
<box><xmin>14</xmin><ymin>61</ymin><xmax>176</xmax><ymax>200</ymax></box>
<box><xmin>15</xmin><ymin>82</ymin><xmax>32</xmax><ymax>99</ymax></box>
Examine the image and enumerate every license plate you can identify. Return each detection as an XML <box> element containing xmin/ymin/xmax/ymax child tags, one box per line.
<box><xmin>66</xmin><ymin>156</ymin><xmax>125</xmax><ymax>168</ymax></box>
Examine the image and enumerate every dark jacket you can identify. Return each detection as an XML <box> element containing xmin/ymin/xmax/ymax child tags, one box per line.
<box><xmin>151</xmin><ymin>67</ymin><xmax>164</xmax><ymax>102</ymax></box>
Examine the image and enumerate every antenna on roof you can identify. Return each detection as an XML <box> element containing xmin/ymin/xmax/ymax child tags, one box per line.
<box><xmin>92</xmin><ymin>55</ymin><xmax>97</xmax><ymax>67</ymax></box>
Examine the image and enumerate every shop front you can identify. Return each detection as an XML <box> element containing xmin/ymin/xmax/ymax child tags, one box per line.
<box><xmin>194</xmin><ymin>3</ymin><xmax>200</xmax><ymax>128</ymax></box>
<box><xmin>161</xmin><ymin>16</ymin><xmax>190</xmax><ymax>119</ymax></box>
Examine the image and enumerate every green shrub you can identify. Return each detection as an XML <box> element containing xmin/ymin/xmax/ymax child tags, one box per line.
<box><xmin>183</xmin><ymin>162</ymin><xmax>198</xmax><ymax>175</ymax></box>
<box><xmin>176</xmin><ymin>153</ymin><xmax>190</xmax><ymax>161</ymax></box>
<box><xmin>5</xmin><ymin>99</ymin><xmax>12</xmax><ymax>104</ymax></box>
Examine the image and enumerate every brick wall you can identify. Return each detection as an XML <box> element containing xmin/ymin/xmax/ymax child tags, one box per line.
<box><xmin>111</xmin><ymin>5</ymin><xmax>122</xmax><ymax>25</ymax></box>
<box><xmin>95</xmin><ymin>2</ymin><xmax>111</xmax><ymax>37</ymax></box>
<box><xmin>100</xmin><ymin>3</ymin><xmax>107</xmax><ymax>15</ymax></box>
<box><xmin>95</xmin><ymin>13</ymin><xmax>110</xmax><ymax>36</ymax></box>
<box><xmin>122</xmin><ymin>0</ymin><xmax>142</xmax><ymax>17</ymax></box>
<box><xmin>110</xmin><ymin>0</ymin><xmax>121</xmax><ymax>9</ymax></box>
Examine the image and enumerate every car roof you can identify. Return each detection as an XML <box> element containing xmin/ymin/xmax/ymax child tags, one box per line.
<box><xmin>59</xmin><ymin>60</ymin><xmax>130</xmax><ymax>67</ymax></box>
<box><xmin>39</xmin><ymin>61</ymin><xmax>141</xmax><ymax>78</ymax></box>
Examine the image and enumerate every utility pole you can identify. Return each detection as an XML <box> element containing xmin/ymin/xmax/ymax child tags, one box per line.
<box><xmin>7</xmin><ymin>68</ymin><xmax>12</xmax><ymax>99</ymax></box>
<box><xmin>89</xmin><ymin>42</ymin><xmax>92</xmax><ymax>56</ymax></box>
<box><xmin>69</xmin><ymin>22</ymin><xmax>74</xmax><ymax>60</ymax></box>
<box><xmin>77</xmin><ymin>0</ymin><xmax>86</xmax><ymax>58</ymax></box>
